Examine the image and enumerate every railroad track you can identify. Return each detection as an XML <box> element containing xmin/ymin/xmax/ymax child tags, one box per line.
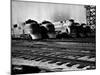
<box><xmin>12</xmin><ymin>40</ymin><xmax>96</xmax><ymax>72</ymax></box>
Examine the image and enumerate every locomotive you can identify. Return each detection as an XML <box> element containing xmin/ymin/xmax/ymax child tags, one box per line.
<box><xmin>12</xmin><ymin>19</ymin><xmax>95</xmax><ymax>40</ymax></box>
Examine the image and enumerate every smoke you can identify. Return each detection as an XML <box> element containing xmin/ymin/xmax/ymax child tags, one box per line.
<box><xmin>13</xmin><ymin>24</ymin><xmax>18</xmax><ymax>28</ymax></box>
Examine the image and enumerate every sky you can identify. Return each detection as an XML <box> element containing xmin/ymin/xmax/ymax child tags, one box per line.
<box><xmin>12</xmin><ymin>1</ymin><xmax>87</xmax><ymax>25</ymax></box>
